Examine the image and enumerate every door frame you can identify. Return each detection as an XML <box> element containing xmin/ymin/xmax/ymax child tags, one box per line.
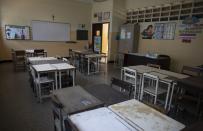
<box><xmin>91</xmin><ymin>22</ymin><xmax>110</xmax><ymax>54</ymax></box>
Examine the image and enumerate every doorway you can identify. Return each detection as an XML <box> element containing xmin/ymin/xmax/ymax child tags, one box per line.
<box><xmin>92</xmin><ymin>23</ymin><xmax>109</xmax><ymax>56</ymax></box>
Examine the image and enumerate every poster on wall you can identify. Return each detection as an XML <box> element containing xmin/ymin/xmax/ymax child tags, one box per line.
<box><xmin>179</xmin><ymin>17</ymin><xmax>203</xmax><ymax>43</ymax></box>
<box><xmin>141</xmin><ymin>24</ymin><xmax>154</xmax><ymax>39</ymax></box>
<box><xmin>154</xmin><ymin>22</ymin><xmax>176</xmax><ymax>40</ymax></box>
<box><xmin>103</xmin><ymin>12</ymin><xmax>110</xmax><ymax>20</ymax></box>
<box><xmin>5</xmin><ymin>25</ymin><xmax>30</xmax><ymax>40</ymax></box>
<box><xmin>94</xmin><ymin>36</ymin><xmax>101</xmax><ymax>53</ymax></box>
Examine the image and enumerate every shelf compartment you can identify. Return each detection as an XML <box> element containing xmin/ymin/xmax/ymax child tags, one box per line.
<box><xmin>180</xmin><ymin>15</ymin><xmax>190</xmax><ymax>20</ymax></box>
<box><xmin>153</xmin><ymin>13</ymin><xmax>160</xmax><ymax>17</ymax></box>
<box><xmin>132</xmin><ymin>20</ymin><xmax>138</xmax><ymax>23</ymax></box>
<box><xmin>145</xmin><ymin>19</ymin><xmax>151</xmax><ymax>22</ymax></box>
<box><xmin>161</xmin><ymin>6</ymin><xmax>170</xmax><ymax>11</ymax></box>
<box><xmin>138</xmin><ymin>15</ymin><xmax>144</xmax><ymax>18</ymax></box>
<box><xmin>182</xmin><ymin>3</ymin><xmax>193</xmax><ymax>9</ymax></box>
<box><xmin>161</xmin><ymin>12</ymin><xmax>170</xmax><ymax>16</ymax></box>
<box><xmin>145</xmin><ymin>14</ymin><xmax>152</xmax><ymax>18</ymax></box>
<box><xmin>160</xmin><ymin>17</ymin><xmax>169</xmax><ymax>21</ymax></box>
<box><xmin>194</xmin><ymin>1</ymin><xmax>203</xmax><ymax>7</ymax></box>
<box><xmin>133</xmin><ymin>11</ymin><xmax>138</xmax><ymax>15</ymax></box>
<box><xmin>169</xmin><ymin>16</ymin><xmax>179</xmax><ymax>21</ymax></box>
<box><xmin>181</xmin><ymin>9</ymin><xmax>191</xmax><ymax>14</ymax></box>
<box><xmin>153</xmin><ymin>8</ymin><xmax>161</xmax><ymax>12</ymax></box>
<box><xmin>193</xmin><ymin>7</ymin><xmax>203</xmax><ymax>13</ymax></box>
<box><xmin>170</xmin><ymin>11</ymin><xmax>179</xmax><ymax>16</ymax></box>
<box><xmin>171</xmin><ymin>5</ymin><xmax>181</xmax><ymax>10</ymax></box>
<box><xmin>192</xmin><ymin>14</ymin><xmax>203</xmax><ymax>19</ymax></box>
<box><xmin>138</xmin><ymin>10</ymin><xmax>145</xmax><ymax>14</ymax></box>
<box><xmin>152</xmin><ymin>18</ymin><xmax>159</xmax><ymax>22</ymax></box>
<box><xmin>145</xmin><ymin>9</ymin><xmax>152</xmax><ymax>13</ymax></box>
<box><xmin>138</xmin><ymin>19</ymin><xmax>144</xmax><ymax>22</ymax></box>
<box><xmin>127</xmin><ymin>12</ymin><xmax>132</xmax><ymax>15</ymax></box>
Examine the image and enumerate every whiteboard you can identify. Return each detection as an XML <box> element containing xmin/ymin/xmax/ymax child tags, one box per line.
<box><xmin>32</xmin><ymin>20</ymin><xmax>70</xmax><ymax>41</ymax></box>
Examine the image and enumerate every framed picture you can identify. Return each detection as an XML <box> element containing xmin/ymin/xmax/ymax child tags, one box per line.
<box><xmin>103</xmin><ymin>12</ymin><xmax>110</xmax><ymax>20</ymax></box>
<box><xmin>5</xmin><ymin>25</ymin><xmax>30</xmax><ymax>40</ymax></box>
<box><xmin>97</xmin><ymin>12</ymin><xmax>103</xmax><ymax>22</ymax></box>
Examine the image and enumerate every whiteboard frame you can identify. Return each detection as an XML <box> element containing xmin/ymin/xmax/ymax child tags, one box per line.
<box><xmin>31</xmin><ymin>20</ymin><xmax>71</xmax><ymax>42</ymax></box>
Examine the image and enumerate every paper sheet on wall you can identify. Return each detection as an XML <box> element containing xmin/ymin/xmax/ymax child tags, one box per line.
<box><xmin>120</xmin><ymin>29</ymin><xmax>126</xmax><ymax>39</ymax></box>
<box><xmin>127</xmin><ymin>32</ymin><xmax>131</xmax><ymax>39</ymax></box>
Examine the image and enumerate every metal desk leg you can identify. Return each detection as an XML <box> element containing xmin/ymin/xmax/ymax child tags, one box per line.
<box><xmin>59</xmin><ymin>71</ymin><xmax>62</xmax><ymax>89</ymax></box>
<box><xmin>121</xmin><ymin>68</ymin><xmax>124</xmax><ymax>80</ymax></box>
<box><xmin>37</xmin><ymin>73</ymin><xmax>41</xmax><ymax>103</ymax></box>
<box><xmin>55</xmin><ymin>71</ymin><xmax>58</xmax><ymax>90</ymax></box>
<box><xmin>97</xmin><ymin>57</ymin><xmax>100</xmax><ymax>72</ymax></box>
<box><xmin>164</xmin><ymin>83</ymin><xmax>171</xmax><ymax>109</ymax></box>
<box><xmin>73</xmin><ymin>69</ymin><xmax>75</xmax><ymax>87</ymax></box>
<box><xmin>168</xmin><ymin>83</ymin><xmax>176</xmax><ymax>111</ymax></box>
<box><xmin>87</xmin><ymin>58</ymin><xmax>90</xmax><ymax>75</ymax></box>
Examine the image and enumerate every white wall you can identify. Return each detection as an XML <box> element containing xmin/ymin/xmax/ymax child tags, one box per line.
<box><xmin>126</xmin><ymin>0</ymin><xmax>203</xmax><ymax>71</ymax></box>
<box><xmin>0</xmin><ymin>0</ymin><xmax>92</xmax><ymax>60</ymax></box>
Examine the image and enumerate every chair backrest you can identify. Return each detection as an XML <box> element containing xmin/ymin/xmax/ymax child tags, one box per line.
<box><xmin>34</xmin><ymin>49</ymin><xmax>45</xmax><ymax>57</ymax></box>
<box><xmin>147</xmin><ymin>63</ymin><xmax>161</xmax><ymax>69</ymax></box>
<box><xmin>142</xmin><ymin>73</ymin><xmax>159</xmax><ymax>94</ymax></box>
<box><xmin>15</xmin><ymin>50</ymin><xmax>26</xmax><ymax>56</ymax></box>
<box><xmin>181</xmin><ymin>66</ymin><xmax>201</xmax><ymax>76</ymax></box>
<box><xmin>111</xmin><ymin>77</ymin><xmax>133</xmax><ymax>98</ymax></box>
<box><xmin>123</xmin><ymin>67</ymin><xmax>137</xmax><ymax>84</ymax></box>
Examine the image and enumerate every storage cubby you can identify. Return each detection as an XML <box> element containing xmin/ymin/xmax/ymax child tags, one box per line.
<box><xmin>182</xmin><ymin>3</ymin><xmax>192</xmax><ymax>9</ymax></box>
<box><xmin>194</xmin><ymin>1</ymin><xmax>203</xmax><ymax>7</ymax></box>
<box><xmin>171</xmin><ymin>5</ymin><xmax>181</xmax><ymax>10</ymax></box>
<box><xmin>193</xmin><ymin>7</ymin><xmax>203</xmax><ymax>14</ymax></box>
<box><xmin>170</xmin><ymin>16</ymin><xmax>179</xmax><ymax>21</ymax></box>
<box><xmin>152</xmin><ymin>18</ymin><xmax>159</xmax><ymax>22</ymax></box>
<box><xmin>160</xmin><ymin>17</ymin><xmax>169</xmax><ymax>21</ymax></box>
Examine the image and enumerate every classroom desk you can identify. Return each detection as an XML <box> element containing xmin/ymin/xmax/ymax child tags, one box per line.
<box><xmin>52</xmin><ymin>63</ymin><xmax>76</xmax><ymax>88</ymax></box>
<box><xmin>109</xmin><ymin>99</ymin><xmax>185</xmax><ymax>131</ymax></box>
<box><xmin>32</xmin><ymin>64</ymin><xmax>57</xmax><ymax>101</ymax></box>
<box><xmin>121</xmin><ymin>65</ymin><xmax>189</xmax><ymax>110</ymax></box>
<box><xmin>51</xmin><ymin>86</ymin><xmax>104</xmax><ymax>115</ymax></box>
<box><xmin>177</xmin><ymin>76</ymin><xmax>203</xmax><ymax>116</ymax></box>
<box><xmin>84</xmin><ymin>53</ymin><xmax>107</xmax><ymax>75</ymax></box>
<box><xmin>69</xmin><ymin>107</ymin><xmax>136</xmax><ymax>131</ymax></box>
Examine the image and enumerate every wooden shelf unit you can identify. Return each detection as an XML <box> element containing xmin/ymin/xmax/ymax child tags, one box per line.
<box><xmin>126</xmin><ymin>1</ymin><xmax>203</xmax><ymax>23</ymax></box>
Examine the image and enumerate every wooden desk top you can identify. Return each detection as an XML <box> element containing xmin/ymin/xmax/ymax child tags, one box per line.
<box><xmin>69</xmin><ymin>107</ymin><xmax>137</xmax><ymax>131</ymax></box>
<box><xmin>30</xmin><ymin>59</ymin><xmax>65</xmax><ymax>65</ymax></box>
<box><xmin>51</xmin><ymin>63</ymin><xmax>75</xmax><ymax>70</ymax></box>
<box><xmin>51</xmin><ymin>86</ymin><xmax>104</xmax><ymax>115</ymax></box>
<box><xmin>109</xmin><ymin>99</ymin><xmax>185</xmax><ymax>131</ymax></box>
<box><xmin>32</xmin><ymin>64</ymin><xmax>56</xmax><ymax>72</ymax></box>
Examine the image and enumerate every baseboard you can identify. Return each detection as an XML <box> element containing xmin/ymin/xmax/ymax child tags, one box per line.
<box><xmin>0</xmin><ymin>60</ymin><xmax>12</xmax><ymax>63</ymax></box>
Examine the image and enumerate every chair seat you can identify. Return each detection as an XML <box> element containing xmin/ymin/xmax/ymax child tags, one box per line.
<box><xmin>35</xmin><ymin>77</ymin><xmax>54</xmax><ymax>84</ymax></box>
<box><xmin>144</xmin><ymin>86</ymin><xmax>167</xmax><ymax>95</ymax></box>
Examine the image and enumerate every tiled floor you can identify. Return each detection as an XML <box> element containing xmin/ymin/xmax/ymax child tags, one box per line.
<box><xmin>0</xmin><ymin>62</ymin><xmax>120</xmax><ymax>131</ymax></box>
<box><xmin>0</xmin><ymin>62</ymin><xmax>199</xmax><ymax>131</ymax></box>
